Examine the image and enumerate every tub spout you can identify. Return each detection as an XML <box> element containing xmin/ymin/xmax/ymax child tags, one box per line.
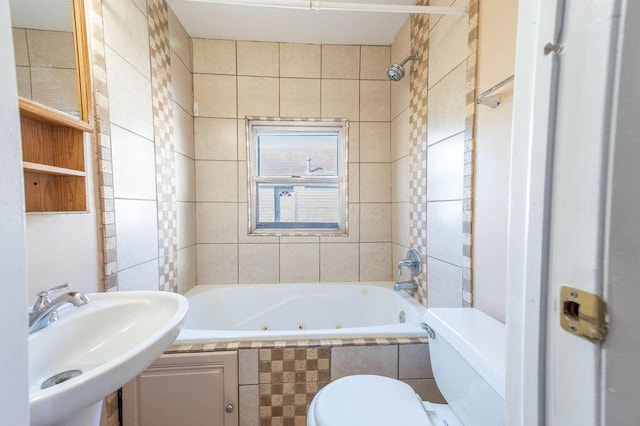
<box><xmin>394</xmin><ymin>279</ymin><xmax>418</xmax><ymax>296</ymax></box>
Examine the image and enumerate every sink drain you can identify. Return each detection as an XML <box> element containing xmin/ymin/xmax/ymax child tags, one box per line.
<box><xmin>41</xmin><ymin>370</ymin><xmax>82</xmax><ymax>389</ymax></box>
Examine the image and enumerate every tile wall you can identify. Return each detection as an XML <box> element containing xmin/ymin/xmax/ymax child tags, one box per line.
<box><xmin>89</xmin><ymin>0</ymin><xmax>118</xmax><ymax>292</ymax></box>
<box><xmin>390</xmin><ymin>20</ymin><xmax>415</xmax><ymax>285</ymax></box>
<box><xmin>94</xmin><ymin>0</ymin><xmax>193</xmax><ymax>294</ymax></box>
<box><xmin>90</xmin><ymin>0</ymin><xmax>476</xmax><ymax>301</ymax></box>
<box><xmin>192</xmin><ymin>40</ymin><xmax>396</xmax><ymax>284</ymax></box>
<box><xmin>148</xmin><ymin>0</ymin><xmax>178</xmax><ymax>292</ymax></box>
<box><xmin>169</xmin><ymin>9</ymin><xmax>197</xmax><ymax>294</ymax></box>
<box><xmin>12</xmin><ymin>28</ymin><xmax>79</xmax><ymax>116</ymax></box>
<box><xmin>101</xmin><ymin>0</ymin><xmax>159</xmax><ymax>291</ymax></box>
<box><xmin>405</xmin><ymin>0</ymin><xmax>477</xmax><ymax>307</ymax></box>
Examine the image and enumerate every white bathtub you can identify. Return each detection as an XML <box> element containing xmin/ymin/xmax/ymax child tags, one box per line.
<box><xmin>175</xmin><ymin>282</ymin><xmax>427</xmax><ymax>343</ymax></box>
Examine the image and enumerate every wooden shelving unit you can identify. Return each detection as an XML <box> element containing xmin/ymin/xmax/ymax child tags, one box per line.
<box><xmin>19</xmin><ymin>97</ymin><xmax>92</xmax><ymax>213</ymax></box>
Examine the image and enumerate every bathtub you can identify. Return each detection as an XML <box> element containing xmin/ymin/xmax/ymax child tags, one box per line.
<box><xmin>175</xmin><ymin>282</ymin><xmax>427</xmax><ymax>343</ymax></box>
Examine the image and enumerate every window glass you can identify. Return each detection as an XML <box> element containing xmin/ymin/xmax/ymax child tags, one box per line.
<box><xmin>257</xmin><ymin>134</ymin><xmax>338</xmax><ymax>177</ymax></box>
<box><xmin>247</xmin><ymin>119</ymin><xmax>348</xmax><ymax>235</ymax></box>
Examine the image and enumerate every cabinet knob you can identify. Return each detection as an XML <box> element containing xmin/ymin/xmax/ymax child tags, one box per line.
<box><xmin>226</xmin><ymin>403</ymin><xmax>234</xmax><ymax>413</ymax></box>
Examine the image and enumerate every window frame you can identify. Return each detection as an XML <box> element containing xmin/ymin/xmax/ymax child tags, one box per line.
<box><xmin>246</xmin><ymin>118</ymin><xmax>349</xmax><ymax>236</ymax></box>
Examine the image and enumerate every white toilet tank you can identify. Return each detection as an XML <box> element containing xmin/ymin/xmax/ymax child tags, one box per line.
<box><xmin>424</xmin><ymin>308</ymin><xmax>506</xmax><ymax>426</ymax></box>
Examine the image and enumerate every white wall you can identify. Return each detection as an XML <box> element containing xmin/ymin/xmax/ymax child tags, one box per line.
<box><xmin>473</xmin><ymin>0</ymin><xmax>518</xmax><ymax>322</ymax></box>
<box><xmin>25</xmin><ymin>133</ymin><xmax>101</xmax><ymax>300</ymax></box>
<box><xmin>0</xmin><ymin>0</ymin><xmax>29</xmax><ymax>421</ymax></box>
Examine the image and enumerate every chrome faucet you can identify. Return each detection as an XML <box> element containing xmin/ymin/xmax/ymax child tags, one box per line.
<box><xmin>394</xmin><ymin>249</ymin><xmax>422</xmax><ymax>296</ymax></box>
<box><xmin>394</xmin><ymin>279</ymin><xmax>418</xmax><ymax>296</ymax></box>
<box><xmin>396</xmin><ymin>248</ymin><xmax>423</xmax><ymax>276</ymax></box>
<box><xmin>29</xmin><ymin>284</ymin><xmax>89</xmax><ymax>334</ymax></box>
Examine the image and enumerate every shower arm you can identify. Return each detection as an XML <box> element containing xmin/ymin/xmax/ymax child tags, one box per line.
<box><xmin>399</xmin><ymin>55</ymin><xmax>418</xmax><ymax>67</ymax></box>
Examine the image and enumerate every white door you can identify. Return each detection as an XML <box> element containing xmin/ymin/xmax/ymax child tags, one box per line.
<box><xmin>509</xmin><ymin>0</ymin><xmax>640</xmax><ymax>425</ymax></box>
<box><xmin>599</xmin><ymin>0</ymin><xmax>640</xmax><ymax>423</ymax></box>
<box><xmin>544</xmin><ymin>0</ymin><xmax>619</xmax><ymax>423</ymax></box>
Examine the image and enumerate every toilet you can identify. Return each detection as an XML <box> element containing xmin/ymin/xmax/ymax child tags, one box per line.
<box><xmin>307</xmin><ymin>308</ymin><xmax>506</xmax><ymax>426</ymax></box>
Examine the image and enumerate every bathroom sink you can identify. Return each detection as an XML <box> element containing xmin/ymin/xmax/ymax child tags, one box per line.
<box><xmin>29</xmin><ymin>291</ymin><xmax>188</xmax><ymax>426</ymax></box>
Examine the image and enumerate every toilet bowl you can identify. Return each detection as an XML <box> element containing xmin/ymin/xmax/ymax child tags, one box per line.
<box><xmin>307</xmin><ymin>308</ymin><xmax>506</xmax><ymax>426</ymax></box>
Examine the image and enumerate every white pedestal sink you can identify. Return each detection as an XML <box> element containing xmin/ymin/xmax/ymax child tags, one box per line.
<box><xmin>29</xmin><ymin>291</ymin><xmax>188</xmax><ymax>426</ymax></box>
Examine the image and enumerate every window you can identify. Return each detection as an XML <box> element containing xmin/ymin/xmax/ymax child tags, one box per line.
<box><xmin>247</xmin><ymin>118</ymin><xmax>348</xmax><ymax>235</ymax></box>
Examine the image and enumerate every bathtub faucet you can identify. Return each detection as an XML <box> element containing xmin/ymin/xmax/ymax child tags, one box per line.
<box><xmin>397</xmin><ymin>248</ymin><xmax>423</xmax><ymax>276</ymax></box>
<box><xmin>394</xmin><ymin>279</ymin><xmax>418</xmax><ymax>296</ymax></box>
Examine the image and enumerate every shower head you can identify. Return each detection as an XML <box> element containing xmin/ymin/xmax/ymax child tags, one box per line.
<box><xmin>386</xmin><ymin>54</ymin><xmax>418</xmax><ymax>81</ymax></box>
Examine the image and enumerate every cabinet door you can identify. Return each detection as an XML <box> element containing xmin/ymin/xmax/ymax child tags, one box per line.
<box><xmin>123</xmin><ymin>352</ymin><xmax>238</xmax><ymax>426</ymax></box>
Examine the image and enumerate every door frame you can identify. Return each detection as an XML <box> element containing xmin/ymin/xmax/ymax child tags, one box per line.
<box><xmin>506</xmin><ymin>0</ymin><xmax>564</xmax><ymax>424</ymax></box>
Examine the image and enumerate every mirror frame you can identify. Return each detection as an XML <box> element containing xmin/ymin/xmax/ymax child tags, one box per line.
<box><xmin>71</xmin><ymin>0</ymin><xmax>91</xmax><ymax>124</ymax></box>
<box><xmin>16</xmin><ymin>0</ymin><xmax>92</xmax><ymax>125</ymax></box>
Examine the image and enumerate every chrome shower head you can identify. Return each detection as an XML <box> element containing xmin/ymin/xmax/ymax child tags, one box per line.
<box><xmin>387</xmin><ymin>63</ymin><xmax>405</xmax><ymax>81</ymax></box>
<box><xmin>386</xmin><ymin>54</ymin><xmax>418</xmax><ymax>81</ymax></box>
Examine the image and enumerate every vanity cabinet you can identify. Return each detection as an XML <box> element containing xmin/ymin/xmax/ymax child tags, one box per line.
<box><xmin>123</xmin><ymin>351</ymin><xmax>239</xmax><ymax>426</ymax></box>
<box><xmin>20</xmin><ymin>98</ymin><xmax>92</xmax><ymax>213</ymax></box>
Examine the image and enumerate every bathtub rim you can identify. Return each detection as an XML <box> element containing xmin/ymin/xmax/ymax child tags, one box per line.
<box><xmin>176</xmin><ymin>281</ymin><xmax>426</xmax><ymax>344</ymax></box>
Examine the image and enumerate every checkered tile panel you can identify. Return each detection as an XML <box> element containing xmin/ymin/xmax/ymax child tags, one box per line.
<box><xmin>258</xmin><ymin>347</ymin><xmax>331</xmax><ymax>426</ymax></box>
<box><xmin>147</xmin><ymin>0</ymin><xmax>178</xmax><ymax>292</ymax></box>
<box><xmin>409</xmin><ymin>7</ymin><xmax>429</xmax><ymax>303</ymax></box>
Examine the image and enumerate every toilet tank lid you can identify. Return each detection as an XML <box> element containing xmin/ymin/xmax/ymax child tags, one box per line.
<box><xmin>424</xmin><ymin>308</ymin><xmax>506</xmax><ymax>399</ymax></box>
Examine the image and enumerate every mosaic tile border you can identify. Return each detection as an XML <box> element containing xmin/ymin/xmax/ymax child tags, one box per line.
<box><xmin>409</xmin><ymin>0</ymin><xmax>479</xmax><ymax>308</ymax></box>
<box><xmin>87</xmin><ymin>0</ymin><xmax>120</xmax><ymax>412</ymax></box>
<box><xmin>258</xmin><ymin>347</ymin><xmax>330</xmax><ymax>426</ymax></box>
<box><xmin>409</xmin><ymin>5</ymin><xmax>429</xmax><ymax>304</ymax></box>
<box><xmin>147</xmin><ymin>0</ymin><xmax>178</xmax><ymax>292</ymax></box>
<box><xmin>463</xmin><ymin>0</ymin><xmax>479</xmax><ymax>307</ymax></box>
<box><xmin>89</xmin><ymin>0</ymin><xmax>117</xmax><ymax>292</ymax></box>
<box><xmin>167</xmin><ymin>336</ymin><xmax>429</xmax><ymax>353</ymax></box>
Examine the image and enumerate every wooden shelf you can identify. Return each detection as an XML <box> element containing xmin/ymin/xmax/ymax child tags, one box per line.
<box><xmin>19</xmin><ymin>97</ymin><xmax>93</xmax><ymax>132</ymax></box>
<box><xmin>19</xmin><ymin>97</ymin><xmax>92</xmax><ymax>213</ymax></box>
<box><xmin>23</xmin><ymin>161</ymin><xmax>86</xmax><ymax>177</ymax></box>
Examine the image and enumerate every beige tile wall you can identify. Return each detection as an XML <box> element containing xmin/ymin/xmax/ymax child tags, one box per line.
<box><xmin>193</xmin><ymin>40</ymin><xmax>394</xmax><ymax>284</ymax></box>
<box><xmin>390</xmin><ymin>20</ymin><xmax>414</xmax><ymax>283</ymax></box>
<box><xmin>98</xmin><ymin>0</ymin><xmax>191</xmax><ymax>295</ymax></box>
<box><xmin>102</xmin><ymin>0</ymin><xmax>160</xmax><ymax>291</ymax></box>
<box><xmin>12</xmin><ymin>28</ymin><xmax>79</xmax><ymax>116</ymax></box>
<box><xmin>392</xmin><ymin>0</ymin><xmax>476</xmax><ymax>308</ymax></box>
<box><xmin>169</xmin><ymin>8</ymin><xmax>197</xmax><ymax>295</ymax></box>
<box><xmin>425</xmin><ymin>0</ymin><xmax>471</xmax><ymax>308</ymax></box>
<box><xmin>148</xmin><ymin>0</ymin><xmax>179</xmax><ymax>292</ymax></box>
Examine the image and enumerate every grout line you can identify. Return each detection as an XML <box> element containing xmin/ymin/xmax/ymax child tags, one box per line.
<box><xmin>427</xmin><ymin>254</ymin><xmax>464</xmax><ymax>269</ymax></box>
<box><xmin>427</xmin><ymin>57</ymin><xmax>468</xmax><ymax>91</ymax></box>
<box><xmin>23</xmin><ymin>64</ymin><xmax>76</xmax><ymax>71</ymax></box>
